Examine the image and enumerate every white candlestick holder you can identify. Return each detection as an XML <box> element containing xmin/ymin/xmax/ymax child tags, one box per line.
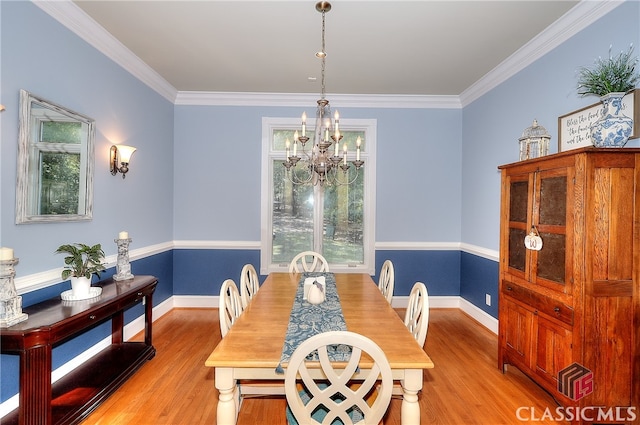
<box><xmin>113</xmin><ymin>238</ymin><xmax>134</xmax><ymax>281</ymax></box>
<box><xmin>0</xmin><ymin>257</ymin><xmax>28</xmax><ymax>327</ymax></box>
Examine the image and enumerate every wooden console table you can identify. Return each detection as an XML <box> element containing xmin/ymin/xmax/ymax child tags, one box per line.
<box><xmin>1</xmin><ymin>275</ymin><xmax>157</xmax><ymax>425</ymax></box>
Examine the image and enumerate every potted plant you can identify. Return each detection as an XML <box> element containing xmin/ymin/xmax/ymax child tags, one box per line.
<box><xmin>55</xmin><ymin>243</ymin><xmax>106</xmax><ymax>298</ymax></box>
<box><xmin>577</xmin><ymin>44</ymin><xmax>639</xmax><ymax>147</ymax></box>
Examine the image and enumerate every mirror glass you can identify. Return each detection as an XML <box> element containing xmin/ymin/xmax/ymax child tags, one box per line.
<box><xmin>16</xmin><ymin>89</ymin><xmax>95</xmax><ymax>223</ymax></box>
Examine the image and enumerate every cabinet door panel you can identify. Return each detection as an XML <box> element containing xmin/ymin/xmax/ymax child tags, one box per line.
<box><xmin>503</xmin><ymin>299</ymin><xmax>533</xmax><ymax>368</ymax></box>
<box><xmin>509</xmin><ymin>180</ymin><xmax>529</xmax><ymax>223</ymax></box>
<box><xmin>531</xmin><ymin>169</ymin><xmax>573</xmax><ymax>293</ymax></box>
<box><xmin>535</xmin><ymin>317</ymin><xmax>572</xmax><ymax>388</ymax></box>
<box><xmin>535</xmin><ymin>232</ymin><xmax>566</xmax><ymax>283</ymax></box>
<box><xmin>538</xmin><ymin>176</ymin><xmax>567</xmax><ymax>226</ymax></box>
<box><xmin>508</xmin><ymin>228</ymin><xmax>527</xmax><ymax>273</ymax></box>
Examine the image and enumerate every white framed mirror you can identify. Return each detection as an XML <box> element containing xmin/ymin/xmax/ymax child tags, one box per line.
<box><xmin>16</xmin><ymin>89</ymin><xmax>95</xmax><ymax>224</ymax></box>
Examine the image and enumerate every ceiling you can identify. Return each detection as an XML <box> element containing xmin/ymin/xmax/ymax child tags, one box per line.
<box><xmin>72</xmin><ymin>1</ymin><xmax>580</xmax><ymax>97</ymax></box>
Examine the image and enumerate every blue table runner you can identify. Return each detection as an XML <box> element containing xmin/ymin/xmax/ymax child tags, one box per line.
<box><xmin>276</xmin><ymin>272</ymin><xmax>349</xmax><ymax>373</ymax></box>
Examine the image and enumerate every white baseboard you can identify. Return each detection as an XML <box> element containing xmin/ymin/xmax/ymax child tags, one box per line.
<box><xmin>172</xmin><ymin>295</ymin><xmax>217</xmax><ymax>308</ymax></box>
<box><xmin>0</xmin><ymin>294</ymin><xmax>496</xmax><ymax>417</ymax></box>
<box><xmin>458</xmin><ymin>298</ymin><xmax>499</xmax><ymax>334</ymax></box>
<box><xmin>391</xmin><ymin>295</ymin><xmax>497</xmax><ymax>335</ymax></box>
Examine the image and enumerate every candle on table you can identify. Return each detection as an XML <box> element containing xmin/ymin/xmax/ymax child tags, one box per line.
<box><xmin>0</xmin><ymin>247</ymin><xmax>14</xmax><ymax>260</ymax></box>
<box><xmin>118</xmin><ymin>231</ymin><xmax>129</xmax><ymax>240</ymax></box>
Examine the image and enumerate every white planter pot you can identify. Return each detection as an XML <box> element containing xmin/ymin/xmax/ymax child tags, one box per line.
<box><xmin>70</xmin><ymin>276</ymin><xmax>91</xmax><ymax>298</ymax></box>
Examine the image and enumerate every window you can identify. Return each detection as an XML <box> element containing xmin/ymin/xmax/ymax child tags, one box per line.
<box><xmin>261</xmin><ymin>117</ymin><xmax>376</xmax><ymax>274</ymax></box>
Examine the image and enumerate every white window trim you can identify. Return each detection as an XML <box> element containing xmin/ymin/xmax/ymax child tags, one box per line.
<box><xmin>260</xmin><ymin>117</ymin><xmax>376</xmax><ymax>275</ymax></box>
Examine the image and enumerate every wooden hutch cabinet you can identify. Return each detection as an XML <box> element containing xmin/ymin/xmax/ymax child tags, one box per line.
<box><xmin>498</xmin><ymin>148</ymin><xmax>640</xmax><ymax>424</ymax></box>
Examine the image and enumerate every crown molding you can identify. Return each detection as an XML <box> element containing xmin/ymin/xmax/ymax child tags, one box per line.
<box><xmin>174</xmin><ymin>91</ymin><xmax>462</xmax><ymax>109</ymax></box>
<box><xmin>32</xmin><ymin>0</ymin><xmax>177</xmax><ymax>103</ymax></box>
<box><xmin>459</xmin><ymin>0</ymin><xmax>626</xmax><ymax>107</ymax></box>
<box><xmin>34</xmin><ymin>0</ymin><xmax>622</xmax><ymax>109</ymax></box>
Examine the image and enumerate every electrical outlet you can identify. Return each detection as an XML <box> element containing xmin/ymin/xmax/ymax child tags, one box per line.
<box><xmin>485</xmin><ymin>293</ymin><xmax>491</xmax><ymax>306</ymax></box>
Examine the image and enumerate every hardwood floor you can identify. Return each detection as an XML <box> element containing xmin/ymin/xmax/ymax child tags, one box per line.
<box><xmin>81</xmin><ymin>308</ymin><xmax>567</xmax><ymax>424</ymax></box>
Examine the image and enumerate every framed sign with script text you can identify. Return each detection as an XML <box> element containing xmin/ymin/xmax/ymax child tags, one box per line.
<box><xmin>558</xmin><ymin>89</ymin><xmax>639</xmax><ymax>152</ymax></box>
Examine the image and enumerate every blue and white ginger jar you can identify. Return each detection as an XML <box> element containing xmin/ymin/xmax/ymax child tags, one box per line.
<box><xmin>590</xmin><ymin>92</ymin><xmax>634</xmax><ymax>148</ymax></box>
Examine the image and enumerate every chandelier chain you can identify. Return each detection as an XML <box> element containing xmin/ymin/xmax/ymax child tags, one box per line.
<box><xmin>320</xmin><ymin>8</ymin><xmax>326</xmax><ymax>100</ymax></box>
<box><xmin>282</xmin><ymin>1</ymin><xmax>363</xmax><ymax>186</ymax></box>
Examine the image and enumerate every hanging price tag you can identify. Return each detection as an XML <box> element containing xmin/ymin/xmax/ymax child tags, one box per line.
<box><xmin>524</xmin><ymin>227</ymin><xmax>543</xmax><ymax>251</ymax></box>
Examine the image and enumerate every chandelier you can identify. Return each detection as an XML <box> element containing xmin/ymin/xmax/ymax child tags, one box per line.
<box><xmin>282</xmin><ymin>1</ymin><xmax>363</xmax><ymax>186</ymax></box>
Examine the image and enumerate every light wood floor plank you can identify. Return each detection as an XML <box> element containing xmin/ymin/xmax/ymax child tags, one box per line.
<box><xmin>81</xmin><ymin>308</ymin><xmax>566</xmax><ymax>424</ymax></box>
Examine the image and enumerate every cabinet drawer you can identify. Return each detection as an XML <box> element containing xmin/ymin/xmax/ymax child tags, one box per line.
<box><xmin>502</xmin><ymin>283</ymin><xmax>573</xmax><ymax>326</ymax></box>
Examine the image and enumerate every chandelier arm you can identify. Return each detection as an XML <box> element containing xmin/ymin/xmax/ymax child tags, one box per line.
<box><xmin>288</xmin><ymin>160</ymin><xmax>316</xmax><ymax>185</ymax></box>
<box><xmin>324</xmin><ymin>163</ymin><xmax>362</xmax><ymax>186</ymax></box>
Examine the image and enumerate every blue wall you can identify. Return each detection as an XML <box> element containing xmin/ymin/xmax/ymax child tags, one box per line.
<box><xmin>1</xmin><ymin>2</ymin><xmax>175</xmax><ymax>275</ymax></box>
<box><xmin>1</xmin><ymin>0</ymin><xmax>640</xmax><ymax>408</ymax></box>
<box><xmin>173</xmin><ymin>106</ymin><xmax>462</xmax><ymax>243</ymax></box>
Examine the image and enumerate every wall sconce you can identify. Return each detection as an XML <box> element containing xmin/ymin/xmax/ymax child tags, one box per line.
<box><xmin>110</xmin><ymin>145</ymin><xmax>136</xmax><ymax>179</ymax></box>
<box><xmin>0</xmin><ymin>105</ymin><xmax>5</xmax><ymax>112</ymax></box>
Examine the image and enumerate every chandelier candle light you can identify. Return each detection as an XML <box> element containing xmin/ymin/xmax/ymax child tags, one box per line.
<box><xmin>113</xmin><ymin>231</ymin><xmax>134</xmax><ymax>281</ymax></box>
<box><xmin>283</xmin><ymin>1</ymin><xmax>363</xmax><ymax>186</ymax></box>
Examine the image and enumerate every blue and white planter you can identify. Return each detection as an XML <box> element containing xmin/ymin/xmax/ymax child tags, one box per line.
<box><xmin>590</xmin><ymin>92</ymin><xmax>634</xmax><ymax>148</ymax></box>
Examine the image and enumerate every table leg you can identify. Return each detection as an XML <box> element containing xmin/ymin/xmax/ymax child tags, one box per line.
<box><xmin>144</xmin><ymin>292</ymin><xmax>153</xmax><ymax>346</ymax></box>
<box><xmin>21</xmin><ymin>344</ymin><xmax>53</xmax><ymax>425</ymax></box>
<box><xmin>215</xmin><ymin>367</ymin><xmax>238</xmax><ymax>425</ymax></box>
<box><xmin>400</xmin><ymin>369</ymin><xmax>422</xmax><ymax>425</ymax></box>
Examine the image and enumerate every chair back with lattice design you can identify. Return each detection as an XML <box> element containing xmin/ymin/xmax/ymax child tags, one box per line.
<box><xmin>377</xmin><ymin>260</ymin><xmax>395</xmax><ymax>304</ymax></box>
<box><xmin>404</xmin><ymin>281</ymin><xmax>429</xmax><ymax>347</ymax></box>
<box><xmin>288</xmin><ymin>251</ymin><xmax>329</xmax><ymax>273</ymax></box>
<box><xmin>240</xmin><ymin>264</ymin><xmax>260</xmax><ymax>309</ymax></box>
<box><xmin>284</xmin><ymin>331</ymin><xmax>392</xmax><ymax>425</ymax></box>
<box><xmin>219</xmin><ymin>279</ymin><xmax>242</xmax><ymax>338</ymax></box>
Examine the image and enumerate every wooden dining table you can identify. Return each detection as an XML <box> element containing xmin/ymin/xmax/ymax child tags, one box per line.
<box><xmin>205</xmin><ymin>272</ymin><xmax>434</xmax><ymax>425</ymax></box>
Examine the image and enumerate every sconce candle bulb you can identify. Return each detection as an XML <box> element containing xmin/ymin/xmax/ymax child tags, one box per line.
<box><xmin>110</xmin><ymin>145</ymin><xmax>137</xmax><ymax>178</ymax></box>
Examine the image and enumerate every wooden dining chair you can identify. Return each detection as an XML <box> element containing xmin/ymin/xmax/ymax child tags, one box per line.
<box><xmin>284</xmin><ymin>331</ymin><xmax>393</xmax><ymax>425</ymax></box>
<box><xmin>219</xmin><ymin>279</ymin><xmax>242</xmax><ymax>338</ymax></box>
<box><xmin>239</xmin><ymin>263</ymin><xmax>260</xmax><ymax>310</ymax></box>
<box><xmin>404</xmin><ymin>281</ymin><xmax>430</xmax><ymax>347</ymax></box>
<box><xmin>377</xmin><ymin>259</ymin><xmax>395</xmax><ymax>304</ymax></box>
<box><xmin>288</xmin><ymin>251</ymin><xmax>329</xmax><ymax>273</ymax></box>
<box><xmin>389</xmin><ymin>281</ymin><xmax>430</xmax><ymax>397</ymax></box>
<box><xmin>220</xmin><ymin>275</ymin><xmax>285</xmax><ymax>398</ymax></box>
